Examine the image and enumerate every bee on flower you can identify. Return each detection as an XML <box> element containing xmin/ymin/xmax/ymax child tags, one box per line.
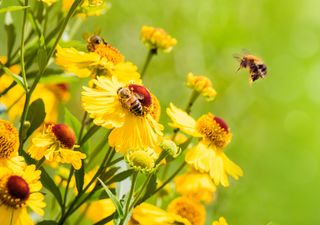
<box><xmin>140</xmin><ymin>26</ymin><xmax>177</xmax><ymax>53</ymax></box>
<box><xmin>0</xmin><ymin>165</ymin><xmax>45</xmax><ymax>225</ymax></box>
<box><xmin>27</xmin><ymin>123</ymin><xmax>86</xmax><ymax>170</ymax></box>
<box><xmin>82</xmin><ymin>76</ymin><xmax>163</xmax><ymax>153</ymax></box>
<box><xmin>167</xmin><ymin>103</ymin><xmax>243</xmax><ymax>187</ymax></box>
<box><xmin>55</xmin><ymin>36</ymin><xmax>140</xmax><ymax>83</ymax></box>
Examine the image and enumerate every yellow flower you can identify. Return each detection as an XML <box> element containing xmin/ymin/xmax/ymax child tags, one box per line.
<box><xmin>81</xmin><ymin>199</ymin><xmax>115</xmax><ymax>225</ymax></box>
<box><xmin>167</xmin><ymin>103</ymin><xmax>243</xmax><ymax>187</ymax></box>
<box><xmin>55</xmin><ymin>46</ymin><xmax>140</xmax><ymax>83</ymax></box>
<box><xmin>40</xmin><ymin>0</ymin><xmax>56</xmax><ymax>6</ymax></box>
<box><xmin>0</xmin><ymin>120</ymin><xmax>25</xmax><ymax>170</ymax></box>
<box><xmin>62</xmin><ymin>0</ymin><xmax>110</xmax><ymax>18</ymax></box>
<box><xmin>125</xmin><ymin>147</ymin><xmax>157</xmax><ymax>173</ymax></box>
<box><xmin>212</xmin><ymin>217</ymin><xmax>228</xmax><ymax>225</ymax></box>
<box><xmin>0</xmin><ymin>73</ymin><xmax>69</xmax><ymax>122</ymax></box>
<box><xmin>140</xmin><ymin>26</ymin><xmax>177</xmax><ymax>53</ymax></box>
<box><xmin>28</xmin><ymin>123</ymin><xmax>86</xmax><ymax>170</ymax></box>
<box><xmin>175</xmin><ymin>170</ymin><xmax>216</xmax><ymax>203</ymax></box>
<box><xmin>186</xmin><ymin>142</ymin><xmax>243</xmax><ymax>187</ymax></box>
<box><xmin>0</xmin><ymin>165</ymin><xmax>45</xmax><ymax>225</ymax></box>
<box><xmin>167</xmin><ymin>196</ymin><xmax>206</xmax><ymax>225</ymax></box>
<box><xmin>82</xmin><ymin>76</ymin><xmax>163</xmax><ymax>153</ymax></box>
<box><xmin>130</xmin><ymin>202</ymin><xmax>191</xmax><ymax>225</ymax></box>
<box><xmin>186</xmin><ymin>73</ymin><xmax>217</xmax><ymax>101</ymax></box>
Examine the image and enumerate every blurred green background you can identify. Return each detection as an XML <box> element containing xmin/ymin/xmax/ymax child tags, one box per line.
<box><xmin>85</xmin><ymin>1</ymin><xmax>319</xmax><ymax>224</ymax></box>
<box><xmin>2</xmin><ymin>0</ymin><xmax>320</xmax><ymax>224</ymax></box>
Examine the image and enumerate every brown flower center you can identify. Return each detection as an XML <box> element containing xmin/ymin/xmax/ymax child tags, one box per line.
<box><xmin>52</xmin><ymin>124</ymin><xmax>76</xmax><ymax>149</ymax></box>
<box><xmin>0</xmin><ymin>175</ymin><xmax>29</xmax><ymax>208</ymax></box>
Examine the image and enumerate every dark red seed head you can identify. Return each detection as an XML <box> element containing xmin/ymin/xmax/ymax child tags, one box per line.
<box><xmin>52</xmin><ymin>124</ymin><xmax>76</xmax><ymax>149</ymax></box>
<box><xmin>7</xmin><ymin>176</ymin><xmax>30</xmax><ymax>201</ymax></box>
<box><xmin>213</xmin><ymin>116</ymin><xmax>229</xmax><ymax>133</ymax></box>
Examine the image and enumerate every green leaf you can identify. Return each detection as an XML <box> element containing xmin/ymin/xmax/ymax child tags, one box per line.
<box><xmin>2</xmin><ymin>67</ymin><xmax>26</xmax><ymax>91</ymax></box>
<box><xmin>40</xmin><ymin>74</ymin><xmax>80</xmax><ymax>84</ymax></box>
<box><xmin>40</xmin><ymin>168</ymin><xmax>63</xmax><ymax>207</ymax></box>
<box><xmin>5</xmin><ymin>12</ymin><xmax>16</xmax><ymax>62</ymax></box>
<box><xmin>93</xmin><ymin>213</ymin><xmax>115</xmax><ymax>225</ymax></box>
<box><xmin>106</xmin><ymin>169</ymin><xmax>134</xmax><ymax>185</ymax></box>
<box><xmin>137</xmin><ymin>173</ymin><xmax>157</xmax><ymax>206</ymax></box>
<box><xmin>101</xmin><ymin>167</ymin><xmax>120</xmax><ymax>181</ymax></box>
<box><xmin>64</xmin><ymin>108</ymin><xmax>81</xmax><ymax>136</ymax></box>
<box><xmin>98</xmin><ymin>178</ymin><xmax>124</xmax><ymax>218</ymax></box>
<box><xmin>37</xmin><ymin>35</ymin><xmax>47</xmax><ymax>72</ymax></box>
<box><xmin>36</xmin><ymin>221</ymin><xmax>58</xmax><ymax>225</ymax></box>
<box><xmin>26</xmin><ymin>99</ymin><xmax>46</xmax><ymax>138</ymax></box>
<box><xmin>0</xmin><ymin>6</ymin><xmax>29</xmax><ymax>14</ymax></box>
<box><xmin>75</xmin><ymin>165</ymin><xmax>84</xmax><ymax>193</ymax></box>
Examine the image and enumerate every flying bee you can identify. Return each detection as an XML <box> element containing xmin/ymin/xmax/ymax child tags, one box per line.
<box><xmin>117</xmin><ymin>87</ymin><xmax>145</xmax><ymax>116</ymax></box>
<box><xmin>87</xmin><ymin>35</ymin><xmax>107</xmax><ymax>52</ymax></box>
<box><xmin>235</xmin><ymin>54</ymin><xmax>267</xmax><ymax>83</ymax></box>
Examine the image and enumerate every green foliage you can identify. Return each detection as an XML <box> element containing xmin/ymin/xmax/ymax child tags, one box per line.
<box><xmin>26</xmin><ymin>98</ymin><xmax>46</xmax><ymax>138</ymax></box>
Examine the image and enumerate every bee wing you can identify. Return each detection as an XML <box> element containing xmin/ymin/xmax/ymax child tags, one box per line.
<box><xmin>133</xmin><ymin>92</ymin><xmax>145</xmax><ymax>100</ymax></box>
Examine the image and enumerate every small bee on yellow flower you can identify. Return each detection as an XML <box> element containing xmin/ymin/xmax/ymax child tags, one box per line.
<box><xmin>167</xmin><ymin>103</ymin><xmax>243</xmax><ymax>187</ymax></box>
<box><xmin>28</xmin><ymin>123</ymin><xmax>86</xmax><ymax>170</ymax></box>
<box><xmin>0</xmin><ymin>165</ymin><xmax>46</xmax><ymax>225</ymax></box>
<box><xmin>82</xmin><ymin>76</ymin><xmax>163</xmax><ymax>153</ymax></box>
<box><xmin>140</xmin><ymin>26</ymin><xmax>177</xmax><ymax>53</ymax></box>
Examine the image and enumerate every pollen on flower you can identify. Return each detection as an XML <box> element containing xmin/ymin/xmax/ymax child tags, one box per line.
<box><xmin>87</xmin><ymin>35</ymin><xmax>124</xmax><ymax>64</ymax></box>
<box><xmin>167</xmin><ymin>197</ymin><xmax>206</xmax><ymax>225</ymax></box>
<box><xmin>52</xmin><ymin>124</ymin><xmax>76</xmax><ymax>149</ymax></box>
<box><xmin>196</xmin><ymin>114</ymin><xmax>232</xmax><ymax>149</ymax></box>
<box><xmin>0</xmin><ymin>120</ymin><xmax>19</xmax><ymax>159</ymax></box>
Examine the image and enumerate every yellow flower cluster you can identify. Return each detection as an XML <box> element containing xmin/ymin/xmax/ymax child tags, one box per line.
<box><xmin>140</xmin><ymin>26</ymin><xmax>177</xmax><ymax>52</ymax></box>
<box><xmin>187</xmin><ymin>73</ymin><xmax>217</xmax><ymax>101</ymax></box>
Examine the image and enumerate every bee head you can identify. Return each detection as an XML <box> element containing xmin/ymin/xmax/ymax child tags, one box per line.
<box><xmin>117</xmin><ymin>87</ymin><xmax>131</xmax><ymax>99</ymax></box>
<box><xmin>88</xmin><ymin>35</ymin><xmax>103</xmax><ymax>45</ymax></box>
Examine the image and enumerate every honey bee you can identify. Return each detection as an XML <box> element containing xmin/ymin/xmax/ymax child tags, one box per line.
<box><xmin>235</xmin><ymin>54</ymin><xmax>267</xmax><ymax>83</ymax></box>
<box><xmin>87</xmin><ymin>35</ymin><xmax>107</xmax><ymax>52</ymax></box>
<box><xmin>117</xmin><ymin>87</ymin><xmax>144</xmax><ymax>116</ymax></box>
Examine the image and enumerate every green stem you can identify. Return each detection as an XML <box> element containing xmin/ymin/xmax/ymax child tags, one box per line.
<box><xmin>140</xmin><ymin>49</ymin><xmax>157</xmax><ymax>78</ymax></box>
<box><xmin>62</xmin><ymin>167</ymin><xmax>74</xmax><ymax>215</ymax></box>
<box><xmin>18</xmin><ymin>0</ymin><xmax>84</xmax><ymax>153</ymax></box>
<box><xmin>79</xmin><ymin>125</ymin><xmax>100</xmax><ymax>146</ymax></box>
<box><xmin>137</xmin><ymin>161</ymin><xmax>186</xmax><ymax>206</ymax></box>
<box><xmin>130</xmin><ymin>173</ymin><xmax>152</xmax><ymax>208</ymax></box>
<box><xmin>120</xmin><ymin>172</ymin><xmax>138</xmax><ymax>225</ymax></box>
<box><xmin>20</xmin><ymin>0</ymin><xmax>29</xmax><ymax>91</ymax></box>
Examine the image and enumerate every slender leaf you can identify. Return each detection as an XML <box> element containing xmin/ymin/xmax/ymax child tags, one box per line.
<box><xmin>106</xmin><ymin>169</ymin><xmax>134</xmax><ymax>185</ymax></box>
<box><xmin>40</xmin><ymin>168</ymin><xmax>63</xmax><ymax>207</ymax></box>
<box><xmin>93</xmin><ymin>213</ymin><xmax>115</xmax><ymax>225</ymax></box>
<box><xmin>98</xmin><ymin>178</ymin><xmax>124</xmax><ymax>218</ymax></box>
<box><xmin>64</xmin><ymin>108</ymin><xmax>81</xmax><ymax>136</ymax></box>
<box><xmin>101</xmin><ymin>167</ymin><xmax>120</xmax><ymax>181</ymax></box>
<box><xmin>0</xmin><ymin>6</ymin><xmax>29</xmax><ymax>14</ymax></box>
<box><xmin>75</xmin><ymin>165</ymin><xmax>84</xmax><ymax>193</ymax></box>
<box><xmin>36</xmin><ymin>221</ymin><xmax>58</xmax><ymax>225</ymax></box>
<box><xmin>26</xmin><ymin>99</ymin><xmax>46</xmax><ymax>138</ymax></box>
<box><xmin>2</xmin><ymin>67</ymin><xmax>25</xmax><ymax>90</ymax></box>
